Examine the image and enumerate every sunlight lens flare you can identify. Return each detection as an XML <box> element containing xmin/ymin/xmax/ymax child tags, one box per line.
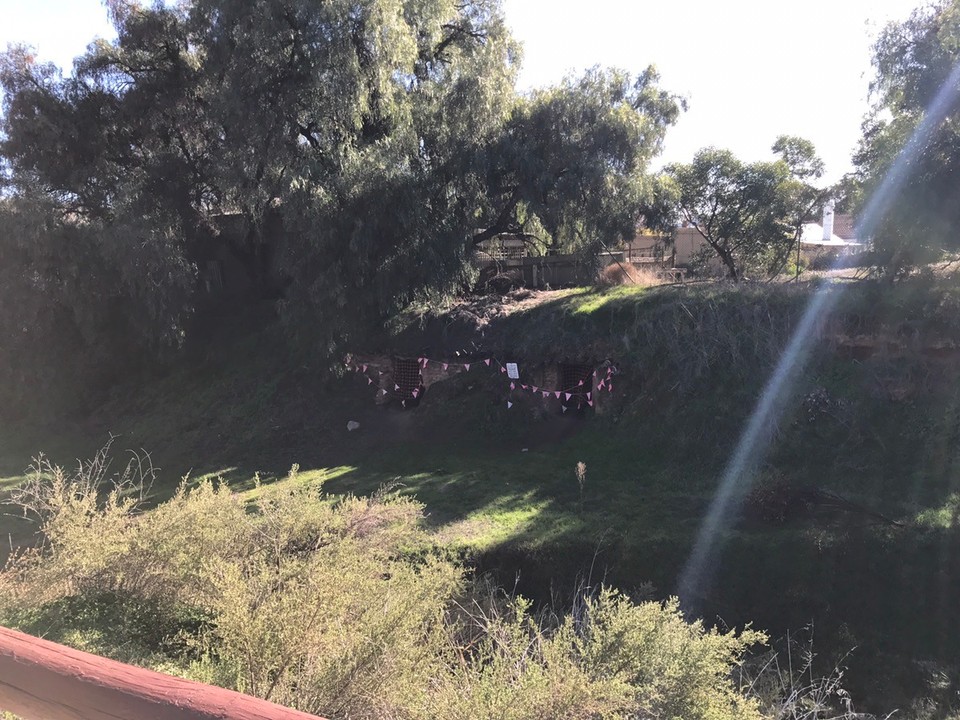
<box><xmin>677</xmin><ymin>61</ymin><xmax>960</xmax><ymax>607</ymax></box>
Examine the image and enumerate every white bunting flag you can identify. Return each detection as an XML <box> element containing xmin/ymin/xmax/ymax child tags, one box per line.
<box><xmin>395</xmin><ymin>384</ymin><xmax>400</xmax><ymax>391</ymax></box>
<box><xmin>507</xmin><ymin>401</ymin><xmax>513</xmax><ymax>409</ymax></box>
<box><xmin>562</xmin><ymin>406</ymin><xmax>568</xmax><ymax>413</ymax></box>
<box><xmin>367</xmin><ymin>377</ymin><xmax>373</xmax><ymax>385</ymax></box>
<box><xmin>443</xmin><ymin>363</ymin><xmax>449</xmax><ymax>371</ymax></box>
<box><xmin>402</xmin><ymin>400</ymin><xmax>407</xmax><ymax>408</ymax></box>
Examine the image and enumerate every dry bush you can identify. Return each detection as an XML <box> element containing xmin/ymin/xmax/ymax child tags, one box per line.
<box><xmin>597</xmin><ymin>262</ymin><xmax>665</xmax><ymax>288</ymax></box>
<box><xmin>2</xmin><ymin>445</ymin><xmax>770</xmax><ymax>720</ymax></box>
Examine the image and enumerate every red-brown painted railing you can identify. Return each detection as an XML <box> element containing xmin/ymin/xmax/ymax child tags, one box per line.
<box><xmin>0</xmin><ymin>625</ymin><xmax>327</xmax><ymax>720</ymax></box>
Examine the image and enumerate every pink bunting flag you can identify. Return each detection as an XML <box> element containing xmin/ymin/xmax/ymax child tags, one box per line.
<box><xmin>598</xmin><ymin>380</ymin><xmax>605</xmax><ymax>390</ymax></box>
<box><xmin>586</xmin><ymin>392</ymin><xmax>592</xmax><ymax>400</ymax></box>
<box><xmin>587</xmin><ymin>400</ymin><xmax>594</xmax><ymax>407</ymax></box>
<box><xmin>507</xmin><ymin>401</ymin><xmax>513</xmax><ymax>409</ymax></box>
<box><xmin>442</xmin><ymin>363</ymin><xmax>448</xmax><ymax>371</ymax></box>
<box><xmin>464</xmin><ymin>363</ymin><xmax>470</xmax><ymax>371</ymax></box>
<box><xmin>542</xmin><ymin>391</ymin><xmax>549</xmax><ymax>398</ymax></box>
<box><xmin>394</xmin><ymin>384</ymin><xmax>400</xmax><ymax>391</ymax></box>
<box><xmin>521</xmin><ymin>384</ymin><xmax>528</xmax><ymax>390</ymax></box>
<box><xmin>510</xmin><ymin>382</ymin><xmax>516</xmax><ymax>390</ymax></box>
<box><xmin>554</xmin><ymin>391</ymin><xmax>561</xmax><ymax>399</ymax></box>
<box><xmin>367</xmin><ymin>377</ymin><xmax>373</xmax><ymax>385</ymax></box>
<box><xmin>565</xmin><ymin>393</ymin><xmax>572</xmax><ymax>401</ymax></box>
<box><xmin>484</xmin><ymin>359</ymin><xmax>492</xmax><ymax>366</ymax></box>
<box><xmin>578</xmin><ymin>380</ymin><xmax>584</xmax><ymax>386</ymax></box>
<box><xmin>423</xmin><ymin>358</ymin><xmax>430</xmax><ymax>367</ymax></box>
<box><xmin>362</xmin><ymin>365</ymin><xmax>367</xmax><ymax>372</ymax></box>
<box><xmin>608</xmin><ymin>384</ymin><xmax>613</xmax><ymax>393</ymax></box>
<box><xmin>412</xmin><ymin>388</ymin><xmax>420</xmax><ymax>397</ymax></box>
<box><xmin>500</xmin><ymin>367</ymin><xmax>507</xmax><ymax>373</ymax></box>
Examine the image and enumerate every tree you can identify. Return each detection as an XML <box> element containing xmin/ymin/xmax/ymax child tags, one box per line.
<box><xmin>772</xmin><ymin>135</ymin><xmax>830</xmax><ymax>280</ymax></box>
<box><xmin>665</xmin><ymin>146</ymin><xmax>811</xmax><ymax>281</ymax></box>
<box><xmin>1</xmin><ymin>0</ymin><xmax>682</xmax><ymax>369</ymax></box>
<box><xmin>852</xmin><ymin>0</ymin><xmax>960</xmax><ymax>272</ymax></box>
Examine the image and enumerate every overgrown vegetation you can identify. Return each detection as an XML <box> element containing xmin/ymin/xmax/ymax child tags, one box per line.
<box><xmin>1</xmin><ymin>447</ymin><xmax>767</xmax><ymax>720</ymax></box>
<box><xmin>5</xmin><ymin>278</ymin><xmax>960</xmax><ymax>715</ymax></box>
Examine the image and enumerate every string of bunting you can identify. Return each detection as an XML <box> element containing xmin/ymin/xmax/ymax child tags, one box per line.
<box><xmin>344</xmin><ymin>355</ymin><xmax>618</xmax><ymax>410</ymax></box>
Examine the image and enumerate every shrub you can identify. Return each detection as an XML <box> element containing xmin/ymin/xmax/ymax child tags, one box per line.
<box><xmin>2</xmin><ymin>446</ymin><xmax>767</xmax><ymax>720</ymax></box>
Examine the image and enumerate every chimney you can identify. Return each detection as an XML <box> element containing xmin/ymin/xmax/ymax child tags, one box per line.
<box><xmin>822</xmin><ymin>199</ymin><xmax>835</xmax><ymax>242</ymax></box>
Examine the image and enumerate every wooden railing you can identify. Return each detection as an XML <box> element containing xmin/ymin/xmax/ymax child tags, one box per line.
<box><xmin>0</xmin><ymin>625</ymin><xmax>326</xmax><ymax>720</ymax></box>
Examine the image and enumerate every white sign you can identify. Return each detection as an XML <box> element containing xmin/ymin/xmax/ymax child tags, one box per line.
<box><xmin>506</xmin><ymin>363</ymin><xmax>519</xmax><ymax>379</ymax></box>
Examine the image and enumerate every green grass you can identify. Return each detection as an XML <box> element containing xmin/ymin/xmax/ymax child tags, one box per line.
<box><xmin>6</xmin><ymin>278</ymin><xmax>960</xmax><ymax>713</ymax></box>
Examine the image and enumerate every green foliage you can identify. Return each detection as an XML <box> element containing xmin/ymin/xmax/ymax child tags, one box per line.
<box><xmin>1</xmin><ymin>446</ymin><xmax>766</xmax><ymax>720</ymax></box>
<box><xmin>665</xmin><ymin>141</ymin><xmax>824</xmax><ymax>281</ymax></box>
<box><xmin>0</xmin><ymin>0</ymin><xmax>682</xmax><ymax>395</ymax></box>
<box><xmin>853</xmin><ymin>0</ymin><xmax>960</xmax><ymax>272</ymax></box>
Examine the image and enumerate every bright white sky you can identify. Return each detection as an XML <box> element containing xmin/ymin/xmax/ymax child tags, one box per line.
<box><xmin>1</xmin><ymin>0</ymin><xmax>923</xmax><ymax>182</ymax></box>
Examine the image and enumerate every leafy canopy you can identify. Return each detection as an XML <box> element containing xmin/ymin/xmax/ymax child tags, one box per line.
<box><xmin>853</xmin><ymin>0</ymin><xmax>960</xmax><ymax>271</ymax></box>
<box><xmin>665</xmin><ymin>139</ymin><xmax>824</xmax><ymax>281</ymax></box>
<box><xmin>0</xmin><ymin>0</ymin><xmax>682</xmax><ymax>413</ymax></box>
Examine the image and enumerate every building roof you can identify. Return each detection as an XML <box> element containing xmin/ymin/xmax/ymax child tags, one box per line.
<box><xmin>801</xmin><ymin>223</ymin><xmax>863</xmax><ymax>247</ymax></box>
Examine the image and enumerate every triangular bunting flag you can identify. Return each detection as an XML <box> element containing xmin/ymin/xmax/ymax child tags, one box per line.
<box><xmin>362</xmin><ymin>365</ymin><xmax>367</xmax><ymax>372</ymax></box>
<box><xmin>367</xmin><ymin>377</ymin><xmax>373</xmax><ymax>385</ymax></box>
<box><xmin>402</xmin><ymin>400</ymin><xmax>407</xmax><ymax>408</ymax></box>
<box><xmin>485</xmin><ymin>359</ymin><xmax>492</xmax><ymax>366</ymax></box>
<box><xmin>608</xmin><ymin>384</ymin><xmax>613</xmax><ymax>392</ymax></box>
<box><xmin>531</xmin><ymin>386</ymin><xmax>539</xmax><ymax>392</ymax></box>
<box><xmin>542</xmin><ymin>391</ymin><xmax>549</xmax><ymax>398</ymax></box>
<box><xmin>578</xmin><ymin>380</ymin><xmax>584</xmax><ymax>386</ymax></box>
<box><xmin>586</xmin><ymin>392</ymin><xmax>592</xmax><ymax>400</ymax></box>
<box><xmin>562</xmin><ymin>406</ymin><xmax>568</xmax><ymax>413</ymax></box>
<box><xmin>395</xmin><ymin>384</ymin><xmax>400</xmax><ymax>391</ymax></box>
<box><xmin>464</xmin><ymin>363</ymin><xmax>470</xmax><ymax>371</ymax></box>
<box><xmin>510</xmin><ymin>382</ymin><xmax>516</xmax><ymax>390</ymax></box>
<box><xmin>565</xmin><ymin>393</ymin><xmax>572</xmax><ymax>401</ymax></box>
<box><xmin>598</xmin><ymin>380</ymin><xmax>605</xmax><ymax>390</ymax></box>
<box><xmin>587</xmin><ymin>400</ymin><xmax>594</xmax><ymax>407</ymax></box>
<box><xmin>443</xmin><ymin>363</ymin><xmax>449</xmax><ymax>371</ymax></box>
<box><xmin>507</xmin><ymin>401</ymin><xmax>513</xmax><ymax>409</ymax></box>
<box><xmin>521</xmin><ymin>384</ymin><xmax>528</xmax><ymax>390</ymax></box>
<box><xmin>412</xmin><ymin>388</ymin><xmax>420</xmax><ymax>397</ymax></box>
<box><xmin>501</xmin><ymin>367</ymin><xmax>507</xmax><ymax>373</ymax></box>
<box><xmin>554</xmin><ymin>391</ymin><xmax>561</xmax><ymax>398</ymax></box>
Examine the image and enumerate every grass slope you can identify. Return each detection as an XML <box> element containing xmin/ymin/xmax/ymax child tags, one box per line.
<box><xmin>5</xmin><ymin>277</ymin><xmax>960</xmax><ymax>713</ymax></box>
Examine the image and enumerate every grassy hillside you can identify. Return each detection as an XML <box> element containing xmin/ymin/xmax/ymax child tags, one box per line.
<box><xmin>5</xmin><ymin>276</ymin><xmax>960</xmax><ymax>714</ymax></box>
